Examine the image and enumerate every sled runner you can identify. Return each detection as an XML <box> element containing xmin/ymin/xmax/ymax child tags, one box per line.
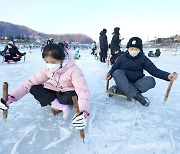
<box><xmin>51</xmin><ymin>107</ymin><xmax>62</xmax><ymax>116</ymax></box>
<box><xmin>106</xmin><ymin>80</ymin><xmax>131</xmax><ymax>101</ymax></box>
<box><xmin>2</xmin><ymin>52</ymin><xmax>26</xmax><ymax>63</ymax></box>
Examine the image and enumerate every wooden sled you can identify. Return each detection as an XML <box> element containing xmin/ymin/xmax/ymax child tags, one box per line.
<box><xmin>51</xmin><ymin>108</ymin><xmax>62</xmax><ymax>116</ymax></box>
<box><xmin>47</xmin><ymin>104</ymin><xmax>63</xmax><ymax>116</ymax></box>
<box><xmin>106</xmin><ymin>80</ymin><xmax>132</xmax><ymax>101</ymax></box>
<box><xmin>2</xmin><ymin>56</ymin><xmax>26</xmax><ymax>63</ymax></box>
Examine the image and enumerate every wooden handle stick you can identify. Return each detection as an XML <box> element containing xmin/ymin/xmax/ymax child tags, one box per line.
<box><xmin>2</xmin><ymin>82</ymin><xmax>8</xmax><ymax>120</ymax></box>
<box><xmin>72</xmin><ymin>96</ymin><xmax>85</xmax><ymax>141</ymax></box>
<box><xmin>164</xmin><ymin>80</ymin><xmax>174</xmax><ymax>104</ymax></box>
<box><xmin>106</xmin><ymin>80</ymin><xmax>109</xmax><ymax>91</ymax></box>
<box><xmin>24</xmin><ymin>53</ymin><xmax>26</xmax><ymax>62</ymax></box>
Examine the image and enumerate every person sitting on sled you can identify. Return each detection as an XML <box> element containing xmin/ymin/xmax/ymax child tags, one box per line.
<box><xmin>106</xmin><ymin>37</ymin><xmax>178</xmax><ymax>107</ymax></box>
<box><xmin>0</xmin><ymin>43</ymin><xmax>90</xmax><ymax>130</ymax></box>
<box><xmin>2</xmin><ymin>41</ymin><xmax>26</xmax><ymax>63</ymax></box>
<box><xmin>74</xmin><ymin>47</ymin><xmax>80</xmax><ymax>59</ymax></box>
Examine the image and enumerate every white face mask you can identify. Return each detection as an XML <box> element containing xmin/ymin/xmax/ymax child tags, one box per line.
<box><xmin>8</xmin><ymin>45</ymin><xmax>12</xmax><ymax>49</ymax></box>
<box><xmin>46</xmin><ymin>63</ymin><xmax>61</xmax><ymax>72</ymax></box>
<box><xmin>128</xmin><ymin>49</ymin><xmax>140</xmax><ymax>57</ymax></box>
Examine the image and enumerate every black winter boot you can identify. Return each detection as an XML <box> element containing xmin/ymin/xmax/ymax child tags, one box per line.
<box><xmin>133</xmin><ymin>93</ymin><xmax>150</xmax><ymax>107</ymax></box>
<box><xmin>110</xmin><ymin>85</ymin><xmax>125</xmax><ymax>95</ymax></box>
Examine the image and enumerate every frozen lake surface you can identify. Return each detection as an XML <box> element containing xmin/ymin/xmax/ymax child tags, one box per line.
<box><xmin>0</xmin><ymin>48</ymin><xmax>180</xmax><ymax>154</ymax></box>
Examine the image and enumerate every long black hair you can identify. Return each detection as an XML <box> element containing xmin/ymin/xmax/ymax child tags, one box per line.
<box><xmin>42</xmin><ymin>43</ymin><xmax>65</xmax><ymax>60</ymax></box>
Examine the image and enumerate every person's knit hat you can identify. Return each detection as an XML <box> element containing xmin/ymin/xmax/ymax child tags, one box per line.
<box><xmin>113</xmin><ymin>27</ymin><xmax>120</xmax><ymax>33</ymax></box>
<box><xmin>8</xmin><ymin>41</ymin><xmax>14</xmax><ymax>46</ymax></box>
<box><xmin>126</xmin><ymin>37</ymin><xmax>143</xmax><ymax>50</ymax></box>
<box><xmin>103</xmin><ymin>28</ymin><xmax>107</xmax><ymax>33</ymax></box>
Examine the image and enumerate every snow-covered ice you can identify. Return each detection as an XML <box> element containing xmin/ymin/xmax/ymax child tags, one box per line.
<box><xmin>0</xmin><ymin>48</ymin><xmax>180</xmax><ymax>154</ymax></box>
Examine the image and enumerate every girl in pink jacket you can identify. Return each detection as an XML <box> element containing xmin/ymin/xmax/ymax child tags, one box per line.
<box><xmin>0</xmin><ymin>43</ymin><xmax>90</xmax><ymax>130</ymax></box>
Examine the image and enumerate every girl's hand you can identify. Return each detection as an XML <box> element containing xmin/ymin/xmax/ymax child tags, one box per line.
<box><xmin>114</xmin><ymin>51</ymin><xmax>119</xmax><ymax>54</ymax></box>
<box><xmin>1</xmin><ymin>95</ymin><xmax>16</xmax><ymax>107</ymax></box>
<box><xmin>72</xmin><ymin>112</ymin><xmax>88</xmax><ymax>130</ymax></box>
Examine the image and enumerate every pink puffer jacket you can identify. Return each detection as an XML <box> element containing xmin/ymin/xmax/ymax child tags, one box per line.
<box><xmin>11</xmin><ymin>50</ymin><xmax>90</xmax><ymax>113</ymax></box>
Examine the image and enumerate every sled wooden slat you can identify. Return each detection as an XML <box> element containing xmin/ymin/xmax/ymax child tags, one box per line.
<box><xmin>106</xmin><ymin>80</ymin><xmax>127</xmax><ymax>98</ymax></box>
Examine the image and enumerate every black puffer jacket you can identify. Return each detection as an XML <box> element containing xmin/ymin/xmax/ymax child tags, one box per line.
<box><xmin>3</xmin><ymin>46</ymin><xmax>23</xmax><ymax>57</ymax></box>
<box><xmin>99</xmin><ymin>31</ymin><xmax>108</xmax><ymax>49</ymax></box>
<box><xmin>110</xmin><ymin>28</ymin><xmax>121</xmax><ymax>52</ymax></box>
<box><xmin>109</xmin><ymin>51</ymin><xmax>170</xmax><ymax>82</ymax></box>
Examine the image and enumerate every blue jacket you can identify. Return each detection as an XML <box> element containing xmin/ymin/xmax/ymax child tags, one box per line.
<box><xmin>109</xmin><ymin>51</ymin><xmax>170</xmax><ymax>82</ymax></box>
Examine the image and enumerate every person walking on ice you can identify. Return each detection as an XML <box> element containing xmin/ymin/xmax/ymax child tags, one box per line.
<box><xmin>0</xmin><ymin>43</ymin><xmax>90</xmax><ymax>130</ymax></box>
<box><xmin>106</xmin><ymin>37</ymin><xmax>178</xmax><ymax>106</ymax></box>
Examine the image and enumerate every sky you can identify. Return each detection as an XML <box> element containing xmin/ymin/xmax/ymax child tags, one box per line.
<box><xmin>0</xmin><ymin>0</ymin><xmax>180</xmax><ymax>44</ymax></box>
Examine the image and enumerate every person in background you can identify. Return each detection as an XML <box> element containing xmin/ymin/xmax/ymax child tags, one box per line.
<box><xmin>47</xmin><ymin>39</ymin><xmax>52</xmax><ymax>45</ymax></box>
<box><xmin>63</xmin><ymin>41</ymin><xmax>69</xmax><ymax>50</ymax></box>
<box><xmin>2</xmin><ymin>41</ymin><xmax>26</xmax><ymax>63</ymax></box>
<box><xmin>91</xmin><ymin>41</ymin><xmax>97</xmax><ymax>55</ymax></box>
<box><xmin>41</xmin><ymin>42</ymin><xmax>46</xmax><ymax>52</ymax></box>
<box><xmin>74</xmin><ymin>46</ymin><xmax>80</xmax><ymax>59</ymax></box>
<box><xmin>99</xmin><ymin>29</ymin><xmax>108</xmax><ymax>63</ymax></box>
<box><xmin>50</xmin><ymin>38</ymin><xmax>54</xmax><ymax>44</ymax></box>
<box><xmin>110</xmin><ymin>27</ymin><xmax>124</xmax><ymax>65</ymax></box>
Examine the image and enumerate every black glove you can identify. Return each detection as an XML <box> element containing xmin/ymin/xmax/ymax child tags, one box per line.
<box><xmin>22</xmin><ymin>52</ymin><xmax>26</xmax><ymax>56</ymax></box>
<box><xmin>0</xmin><ymin>98</ymin><xmax>9</xmax><ymax>110</ymax></box>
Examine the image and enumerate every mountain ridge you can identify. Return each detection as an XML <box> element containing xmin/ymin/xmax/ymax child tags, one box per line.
<box><xmin>0</xmin><ymin>21</ymin><xmax>93</xmax><ymax>44</ymax></box>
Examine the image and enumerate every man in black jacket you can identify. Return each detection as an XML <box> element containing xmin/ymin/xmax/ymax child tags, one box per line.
<box><xmin>106</xmin><ymin>37</ymin><xmax>178</xmax><ymax>106</ymax></box>
<box><xmin>110</xmin><ymin>27</ymin><xmax>124</xmax><ymax>65</ymax></box>
<box><xmin>99</xmin><ymin>29</ymin><xmax>108</xmax><ymax>62</ymax></box>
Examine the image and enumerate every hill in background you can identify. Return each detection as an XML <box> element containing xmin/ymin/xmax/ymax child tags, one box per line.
<box><xmin>0</xmin><ymin>21</ymin><xmax>93</xmax><ymax>44</ymax></box>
